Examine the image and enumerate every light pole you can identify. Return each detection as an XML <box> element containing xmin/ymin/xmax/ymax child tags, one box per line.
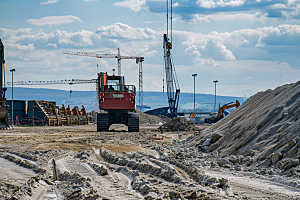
<box><xmin>10</xmin><ymin>69</ymin><xmax>15</xmax><ymax>125</ymax></box>
<box><xmin>192</xmin><ymin>74</ymin><xmax>197</xmax><ymax>115</ymax></box>
<box><xmin>213</xmin><ymin>80</ymin><xmax>218</xmax><ymax>112</ymax></box>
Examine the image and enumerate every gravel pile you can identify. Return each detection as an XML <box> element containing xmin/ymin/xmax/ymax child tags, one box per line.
<box><xmin>186</xmin><ymin>80</ymin><xmax>300</xmax><ymax>171</ymax></box>
<box><xmin>159</xmin><ymin>116</ymin><xmax>199</xmax><ymax>131</ymax></box>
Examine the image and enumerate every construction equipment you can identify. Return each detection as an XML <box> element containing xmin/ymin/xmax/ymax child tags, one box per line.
<box><xmin>6</xmin><ymin>79</ymin><xmax>97</xmax><ymax>85</ymax></box>
<box><xmin>0</xmin><ymin>38</ymin><xmax>9</xmax><ymax>129</ymax></box>
<box><xmin>63</xmin><ymin>49</ymin><xmax>145</xmax><ymax>109</ymax></box>
<box><xmin>97</xmin><ymin>71</ymin><xmax>139</xmax><ymax>132</ymax></box>
<box><xmin>163</xmin><ymin>0</ymin><xmax>180</xmax><ymax>118</ymax></box>
<box><xmin>204</xmin><ymin>100</ymin><xmax>240</xmax><ymax>123</ymax></box>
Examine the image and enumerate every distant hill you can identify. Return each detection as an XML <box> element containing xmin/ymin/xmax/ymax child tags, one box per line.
<box><xmin>5</xmin><ymin>87</ymin><xmax>246</xmax><ymax>112</ymax></box>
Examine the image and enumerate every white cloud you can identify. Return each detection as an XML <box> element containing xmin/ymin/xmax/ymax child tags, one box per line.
<box><xmin>27</xmin><ymin>15</ymin><xmax>83</xmax><ymax>26</ymax></box>
<box><xmin>196</xmin><ymin>0</ymin><xmax>245</xmax><ymax>9</ymax></box>
<box><xmin>144</xmin><ymin>21</ymin><xmax>164</xmax><ymax>24</ymax></box>
<box><xmin>40</xmin><ymin>0</ymin><xmax>59</xmax><ymax>6</ymax></box>
<box><xmin>113</xmin><ymin>0</ymin><xmax>149</xmax><ymax>12</ymax></box>
<box><xmin>84</xmin><ymin>0</ymin><xmax>98</xmax><ymax>1</ymax></box>
<box><xmin>208</xmin><ymin>13</ymin><xmax>255</xmax><ymax>21</ymax></box>
<box><xmin>0</xmin><ymin>28</ymin><xmax>96</xmax><ymax>49</ymax></box>
<box><xmin>176</xmin><ymin>14</ymin><xmax>210</xmax><ymax>24</ymax></box>
<box><xmin>96</xmin><ymin>23</ymin><xmax>155</xmax><ymax>40</ymax></box>
<box><xmin>45</xmin><ymin>43</ymin><xmax>57</xmax><ymax>48</ymax></box>
<box><xmin>6</xmin><ymin>43</ymin><xmax>35</xmax><ymax>51</ymax></box>
<box><xmin>143</xmin><ymin>50</ymin><xmax>158</xmax><ymax>57</ymax></box>
<box><xmin>173</xmin><ymin>24</ymin><xmax>300</xmax><ymax>64</ymax></box>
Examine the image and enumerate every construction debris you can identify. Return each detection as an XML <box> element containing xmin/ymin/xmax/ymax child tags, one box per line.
<box><xmin>158</xmin><ymin>116</ymin><xmax>200</xmax><ymax>131</ymax></box>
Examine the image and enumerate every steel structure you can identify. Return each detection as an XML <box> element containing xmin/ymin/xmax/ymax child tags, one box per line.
<box><xmin>0</xmin><ymin>38</ymin><xmax>9</xmax><ymax>129</ymax></box>
<box><xmin>163</xmin><ymin>0</ymin><xmax>180</xmax><ymax>118</ymax></box>
<box><xmin>6</xmin><ymin>79</ymin><xmax>97</xmax><ymax>85</ymax></box>
<box><xmin>62</xmin><ymin>48</ymin><xmax>144</xmax><ymax>109</ymax></box>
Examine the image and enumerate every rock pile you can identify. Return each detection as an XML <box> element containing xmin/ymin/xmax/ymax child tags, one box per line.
<box><xmin>159</xmin><ymin>116</ymin><xmax>199</xmax><ymax>131</ymax></box>
<box><xmin>187</xmin><ymin>80</ymin><xmax>300</xmax><ymax>173</ymax></box>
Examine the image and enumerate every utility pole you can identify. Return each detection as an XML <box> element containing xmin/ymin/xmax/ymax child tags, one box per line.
<box><xmin>213</xmin><ymin>80</ymin><xmax>218</xmax><ymax>112</ymax></box>
<box><xmin>10</xmin><ymin>69</ymin><xmax>15</xmax><ymax>125</ymax></box>
<box><xmin>192</xmin><ymin>74</ymin><xmax>197</xmax><ymax>114</ymax></box>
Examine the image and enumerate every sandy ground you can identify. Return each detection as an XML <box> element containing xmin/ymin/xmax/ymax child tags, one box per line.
<box><xmin>0</xmin><ymin>123</ymin><xmax>300</xmax><ymax>199</ymax></box>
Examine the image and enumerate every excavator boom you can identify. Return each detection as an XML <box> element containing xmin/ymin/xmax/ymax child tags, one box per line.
<box><xmin>217</xmin><ymin>100</ymin><xmax>240</xmax><ymax>117</ymax></box>
<box><xmin>204</xmin><ymin>100</ymin><xmax>240</xmax><ymax>123</ymax></box>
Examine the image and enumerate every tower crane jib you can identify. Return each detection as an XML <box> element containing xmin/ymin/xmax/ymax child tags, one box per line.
<box><xmin>62</xmin><ymin>49</ymin><xmax>145</xmax><ymax>109</ymax></box>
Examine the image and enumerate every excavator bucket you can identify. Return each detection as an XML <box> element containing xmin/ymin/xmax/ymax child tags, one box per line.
<box><xmin>0</xmin><ymin>105</ymin><xmax>9</xmax><ymax>129</ymax></box>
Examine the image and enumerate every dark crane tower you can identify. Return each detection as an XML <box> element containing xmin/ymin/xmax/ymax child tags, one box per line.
<box><xmin>0</xmin><ymin>39</ymin><xmax>9</xmax><ymax>129</ymax></box>
<box><xmin>163</xmin><ymin>0</ymin><xmax>180</xmax><ymax>118</ymax></box>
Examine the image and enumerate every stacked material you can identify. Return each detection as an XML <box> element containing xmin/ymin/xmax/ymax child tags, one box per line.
<box><xmin>186</xmin><ymin>81</ymin><xmax>300</xmax><ymax>167</ymax></box>
<box><xmin>35</xmin><ymin>100</ymin><xmax>89</xmax><ymax>126</ymax></box>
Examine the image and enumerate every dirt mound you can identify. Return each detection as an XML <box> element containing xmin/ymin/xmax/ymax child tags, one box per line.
<box><xmin>159</xmin><ymin>117</ymin><xmax>199</xmax><ymax>131</ymax></box>
<box><xmin>136</xmin><ymin>109</ymin><xmax>171</xmax><ymax>124</ymax></box>
<box><xmin>187</xmin><ymin>81</ymin><xmax>300</xmax><ymax>166</ymax></box>
<box><xmin>88</xmin><ymin>110</ymin><xmax>170</xmax><ymax>125</ymax></box>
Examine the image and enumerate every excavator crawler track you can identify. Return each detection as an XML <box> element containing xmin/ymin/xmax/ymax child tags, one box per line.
<box><xmin>128</xmin><ymin>112</ymin><xmax>139</xmax><ymax>132</ymax></box>
<box><xmin>97</xmin><ymin>113</ymin><xmax>109</xmax><ymax>132</ymax></box>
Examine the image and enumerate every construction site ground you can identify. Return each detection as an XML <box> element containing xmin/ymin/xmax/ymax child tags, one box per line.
<box><xmin>1</xmin><ymin>123</ymin><xmax>300</xmax><ymax>200</ymax></box>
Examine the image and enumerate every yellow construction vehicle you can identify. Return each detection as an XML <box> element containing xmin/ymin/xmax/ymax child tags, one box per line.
<box><xmin>204</xmin><ymin>100</ymin><xmax>240</xmax><ymax>123</ymax></box>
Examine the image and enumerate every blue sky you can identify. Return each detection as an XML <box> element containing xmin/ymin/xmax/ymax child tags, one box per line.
<box><xmin>1</xmin><ymin>0</ymin><xmax>300</xmax><ymax>97</ymax></box>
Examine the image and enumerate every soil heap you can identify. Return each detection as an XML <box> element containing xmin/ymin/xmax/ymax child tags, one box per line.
<box><xmin>136</xmin><ymin>109</ymin><xmax>171</xmax><ymax>124</ymax></box>
<box><xmin>88</xmin><ymin>110</ymin><xmax>171</xmax><ymax>125</ymax></box>
<box><xmin>159</xmin><ymin>116</ymin><xmax>199</xmax><ymax>131</ymax></box>
<box><xmin>186</xmin><ymin>81</ymin><xmax>300</xmax><ymax>168</ymax></box>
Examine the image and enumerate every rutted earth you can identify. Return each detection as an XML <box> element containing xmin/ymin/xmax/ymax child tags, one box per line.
<box><xmin>0</xmin><ymin>123</ymin><xmax>300</xmax><ymax>199</ymax></box>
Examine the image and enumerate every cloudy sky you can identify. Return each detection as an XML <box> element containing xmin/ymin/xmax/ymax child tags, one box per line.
<box><xmin>1</xmin><ymin>0</ymin><xmax>300</xmax><ymax>97</ymax></box>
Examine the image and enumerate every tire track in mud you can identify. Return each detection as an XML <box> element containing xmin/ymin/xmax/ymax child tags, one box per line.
<box><xmin>55</xmin><ymin>155</ymin><xmax>143</xmax><ymax>199</ymax></box>
<box><xmin>202</xmin><ymin>167</ymin><xmax>300</xmax><ymax>199</ymax></box>
<box><xmin>0</xmin><ymin>157</ymin><xmax>37</xmax><ymax>185</ymax></box>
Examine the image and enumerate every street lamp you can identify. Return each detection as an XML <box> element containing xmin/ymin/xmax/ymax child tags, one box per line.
<box><xmin>213</xmin><ymin>80</ymin><xmax>218</xmax><ymax>112</ymax></box>
<box><xmin>10</xmin><ymin>69</ymin><xmax>15</xmax><ymax>126</ymax></box>
<box><xmin>192</xmin><ymin>74</ymin><xmax>197</xmax><ymax>115</ymax></box>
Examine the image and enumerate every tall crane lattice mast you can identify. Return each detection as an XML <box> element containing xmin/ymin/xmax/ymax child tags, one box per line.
<box><xmin>163</xmin><ymin>0</ymin><xmax>180</xmax><ymax>117</ymax></box>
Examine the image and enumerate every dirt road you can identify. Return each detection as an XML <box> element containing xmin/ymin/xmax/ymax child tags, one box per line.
<box><xmin>0</xmin><ymin>124</ymin><xmax>300</xmax><ymax>199</ymax></box>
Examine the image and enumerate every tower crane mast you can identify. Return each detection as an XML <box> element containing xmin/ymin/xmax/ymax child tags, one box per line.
<box><xmin>163</xmin><ymin>0</ymin><xmax>180</xmax><ymax>117</ymax></box>
<box><xmin>63</xmin><ymin>49</ymin><xmax>145</xmax><ymax>109</ymax></box>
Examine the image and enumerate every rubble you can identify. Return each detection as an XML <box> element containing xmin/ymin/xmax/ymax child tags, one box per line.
<box><xmin>187</xmin><ymin>80</ymin><xmax>300</xmax><ymax>170</ymax></box>
<box><xmin>159</xmin><ymin>116</ymin><xmax>199</xmax><ymax>131</ymax></box>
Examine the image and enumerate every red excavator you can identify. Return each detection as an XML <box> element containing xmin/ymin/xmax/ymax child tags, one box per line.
<box><xmin>97</xmin><ymin>72</ymin><xmax>139</xmax><ymax>132</ymax></box>
<box><xmin>204</xmin><ymin>100</ymin><xmax>240</xmax><ymax>123</ymax></box>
